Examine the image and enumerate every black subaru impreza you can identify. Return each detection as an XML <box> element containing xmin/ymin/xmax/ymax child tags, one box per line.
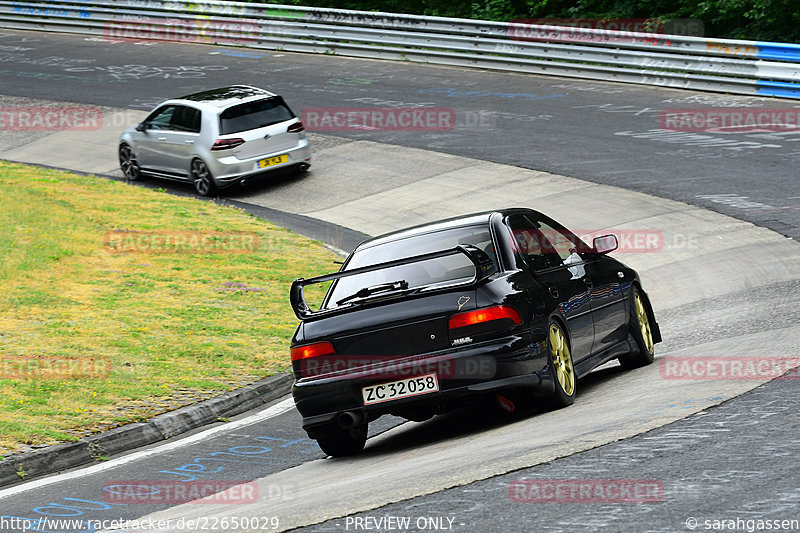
<box><xmin>289</xmin><ymin>208</ymin><xmax>660</xmax><ymax>457</ymax></box>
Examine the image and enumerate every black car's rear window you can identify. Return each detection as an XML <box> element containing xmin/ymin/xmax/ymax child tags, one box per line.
<box><xmin>324</xmin><ymin>225</ymin><xmax>497</xmax><ymax>309</ymax></box>
<box><xmin>219</xmin><ymin>97</ymin><xmax>295</xmax><ymax>134</ymax></box>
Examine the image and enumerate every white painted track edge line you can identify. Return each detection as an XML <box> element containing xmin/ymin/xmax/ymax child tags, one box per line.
<box><xmin>0</xmin><ymin>397</ymin><xmax>296</xmax><ymax>499</ymax></box>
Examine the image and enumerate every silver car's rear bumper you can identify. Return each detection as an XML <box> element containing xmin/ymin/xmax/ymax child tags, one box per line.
<box><xmin>212</xmin><ymin>140</ymin><xmax>312</xmax><ymax>183</ymax></box>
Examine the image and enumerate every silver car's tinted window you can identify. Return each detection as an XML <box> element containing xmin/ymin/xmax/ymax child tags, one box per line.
<box><xmin>324</xmin><ymin>225</ymin><xmax>497</xmax><ymax>308</ymax></box>
<box><xmin>146</xmin><ymin>105</ymin><xmax>177</xmax><ymax>130</ymax></box>
<box><xmin>172</xmin><ymin>106</ymin><xmax>201</xmax><ymax>133</ymax></box>
<box><xmin>219</xmin><ymin>97</ymin><xmax>295</xmax><ymax>134</ymax></box>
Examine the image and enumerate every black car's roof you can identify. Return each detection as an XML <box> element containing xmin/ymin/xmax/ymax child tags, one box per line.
<box><xmin>356</xmin><ymin>207</ymin><xmax>536</xmax><ymax>251</ymax></box>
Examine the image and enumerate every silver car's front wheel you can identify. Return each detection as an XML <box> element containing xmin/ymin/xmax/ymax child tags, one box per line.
<box><xmin>119</xmin><ymin>144</ymin><xmax>141</xmax><ymax>181</ymax></box>
<box><xmin>191</xmin><ymin>159</ymin><xmax>216</xmax><ymax>197</ymax></box>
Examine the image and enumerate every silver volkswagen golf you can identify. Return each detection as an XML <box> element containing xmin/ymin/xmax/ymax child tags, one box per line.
<box><xmin>118</xmin><ymin>85</ymin><xmax>311</xmax><ymax>196</ymax></box>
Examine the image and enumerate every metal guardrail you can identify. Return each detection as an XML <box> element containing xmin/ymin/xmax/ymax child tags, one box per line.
<box><xmin>1</xmin><ymin>0</ymin><xmax>800</xmax><ymax>98</ymax></box>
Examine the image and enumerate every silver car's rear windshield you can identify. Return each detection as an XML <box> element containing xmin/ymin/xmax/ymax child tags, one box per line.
<box><xmin>219</xmin><ymin>97</ymin><xmax>295</xmax><ymax>135</ymax></box>
<box><xmin>324</xmin><ymin>225</ymin><xmax>497</xmax><ymax>309</ymax></box>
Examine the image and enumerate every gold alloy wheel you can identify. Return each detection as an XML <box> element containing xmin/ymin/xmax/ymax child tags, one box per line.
<box><xmin>635</xmin><ymin>293</ymin><xmax>655</xmax><ymax>355</ymax></box>
<box><xmin>549</xmin><ymin>323</ymin><xmax>575</xmax><ymax>396</ymax></box>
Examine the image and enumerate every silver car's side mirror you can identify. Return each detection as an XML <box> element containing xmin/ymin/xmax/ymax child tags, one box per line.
<box><xmin>135</xmin><ymin>122</ymin><xmax>147</xmax><ymax>132</ymax></box>
<box><xmin>592</xmin><ymin>234</ymin><xmax>618</xmax><ymax>254</ymax></box>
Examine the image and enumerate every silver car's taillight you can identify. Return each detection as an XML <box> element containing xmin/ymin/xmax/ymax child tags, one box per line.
<box><xmin>211</xmin><ymin>138</ymin><xmax>245</xmax><ymax>151</ymax></box>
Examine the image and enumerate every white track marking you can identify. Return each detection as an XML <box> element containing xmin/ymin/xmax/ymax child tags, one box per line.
<box><xmin>0</xmin><ymin>397</ymin><xmax>295</xmax><ymax>499</ymax></box>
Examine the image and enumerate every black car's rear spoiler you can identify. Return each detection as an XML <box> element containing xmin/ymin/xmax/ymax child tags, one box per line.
<box><xmin>290</xmin><ymin>245</ymin><xmax>495</xmax><ymax>320</ymax></box>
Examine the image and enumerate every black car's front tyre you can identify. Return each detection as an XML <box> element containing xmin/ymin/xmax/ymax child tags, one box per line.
<box><xmin>545</xmin><ymin>321</ymin><xmax>576</xmax><ymax>409</ymax></box>
<box><xmin>619</xmin><ymin>287</ymin><xmax>656</xmax><ymax>370</ymax></box>
<box><xmin>191</xmin><ymin>159</ymin><xmax>216</xmax><ymax>197</ymax></box>
<box><xmin>315</xmin><ymin>423</ymin><xmax>368</xmax><ymax>458</ymax></box>
<box><xmin>119</xmin><ymin>144</ymin><xmax>142</xmax><ymax>181</ymax></box>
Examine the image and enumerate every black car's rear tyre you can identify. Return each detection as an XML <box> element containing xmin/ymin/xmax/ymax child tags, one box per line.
<box><xmin>619</xmin><ymin>287</ymin><xmax>655</xmax><ymax>370</ymax></box>
<box><xmin>545</xmin><ymin>321</ymin><xmax>576</xmax><ymax>409</ymax></box>
<box><xmin>191</xmin><ymin>159</ymin><xmax>216</xmax><ymax>196</ymax></box>
<box><xmin>315</xmin><ymin>423</ymin><xmax>368</xmax><ymax>457</ymax></box>
<box><xmin>119</xmin><ymin>144</ymin><xmax>141</xmax><ymax>181</ymax></box>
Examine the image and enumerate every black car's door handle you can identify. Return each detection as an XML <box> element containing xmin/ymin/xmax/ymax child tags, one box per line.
<box><xmin>548</xmin><ymin>286</ymin><xmax>559</xmax><ymax>299</ymax></box>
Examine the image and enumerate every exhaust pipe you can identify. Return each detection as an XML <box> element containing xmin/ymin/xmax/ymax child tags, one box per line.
<box><xmin>496</xmin><ymin>393</ymin><xmax>515</xmax><ymax>413</ymax></box>
<box><xmin>337</xmin><ymin>411</ymin><xmax>367</xmax><ymax>430</ymax></box>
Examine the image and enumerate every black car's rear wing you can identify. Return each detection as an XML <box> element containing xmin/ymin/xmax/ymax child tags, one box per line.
<box><xmin>290</xmin><ymin>245</ymin><xmax>495</xmax><ymax>321</ymax></box>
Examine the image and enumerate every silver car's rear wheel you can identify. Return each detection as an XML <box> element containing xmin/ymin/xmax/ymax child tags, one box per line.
<box><xmin>191</xmin><ymin>159</ymin><xmax>216</xmax><ymax>197</ymax></box>
<box><xmin>119</xmin><ymin>144</ymin><xmax>141</xmax><ymax>181</ymax></box>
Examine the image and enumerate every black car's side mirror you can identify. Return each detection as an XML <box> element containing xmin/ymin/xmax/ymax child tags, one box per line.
<box><xmin>135</xmin><ymin>122</ymin><xmax>148</xmax><ymax>132</ymax></box>
<box><xmin>592</xmin><ymin>234</ymin><xmax>618</xmax><ymax>254</ymax></box>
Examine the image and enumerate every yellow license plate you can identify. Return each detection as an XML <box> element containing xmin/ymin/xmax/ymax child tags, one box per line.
<box><xmin>257</xmin><ymin>154</ymin><xmax>288</xmax><ymax>168</ymax></box>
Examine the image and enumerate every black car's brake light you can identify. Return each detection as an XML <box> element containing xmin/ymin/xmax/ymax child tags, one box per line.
<box><xmin>449</xmin><ymin>306</ymin><xmax>522</xmax><ymax>331</ymax></box>
<box><xmin>291</xmin><ymin>341</ymin><xmax>335</xmax><ymax>362</ymax></box>
<box><xmin>211</xmin><ymin>138</ymin><xmax>245</xmax><ymax>151</ymax></box>
<box><xmin>287</xmin><ymin>121</ymin><xmax>305</xmax><ymax>133</ymax></box>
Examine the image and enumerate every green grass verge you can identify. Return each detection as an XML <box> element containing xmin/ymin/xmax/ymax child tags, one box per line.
<box><xmin>0</xmin><ymin>161</ymin><xmax>338</xmax><ymax>455</ymax></box>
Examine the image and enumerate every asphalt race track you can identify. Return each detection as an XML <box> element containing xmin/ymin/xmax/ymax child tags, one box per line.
<box><xmin>0</xmin><ymin>28</ymin><xmax>799</xmax><ymax>533</ymax></box>
<box><xmin>0</xmin><ymin>29</ymin><xmax>798</xmax><ymax>240</ymax></box>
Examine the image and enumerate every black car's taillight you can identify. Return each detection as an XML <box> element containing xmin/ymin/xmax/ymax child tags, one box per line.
<box><xmin>286</xmin><ymin>121</ymin><xmax>305</xmax><ymax>133</ymax></box>
<box><xmin>290</xmin><ymin>341</ymin><xmax>335</xmax><ymax>362</ymax></box>
<box><xmin>449</xmin><ymin>306</ymin><xmax>522</xmax><ymax>336</ymax></box>
<box><xmin>211</xmin><ymin>138</ymin><xmax>245</xmax><ymax>151</ymax></box>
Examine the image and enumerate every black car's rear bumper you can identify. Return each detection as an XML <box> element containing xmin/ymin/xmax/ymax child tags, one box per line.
<box><xmin>292</xmin><ymin>334</ymin><xmax>553</xmax><ymax>435</ymax></box>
